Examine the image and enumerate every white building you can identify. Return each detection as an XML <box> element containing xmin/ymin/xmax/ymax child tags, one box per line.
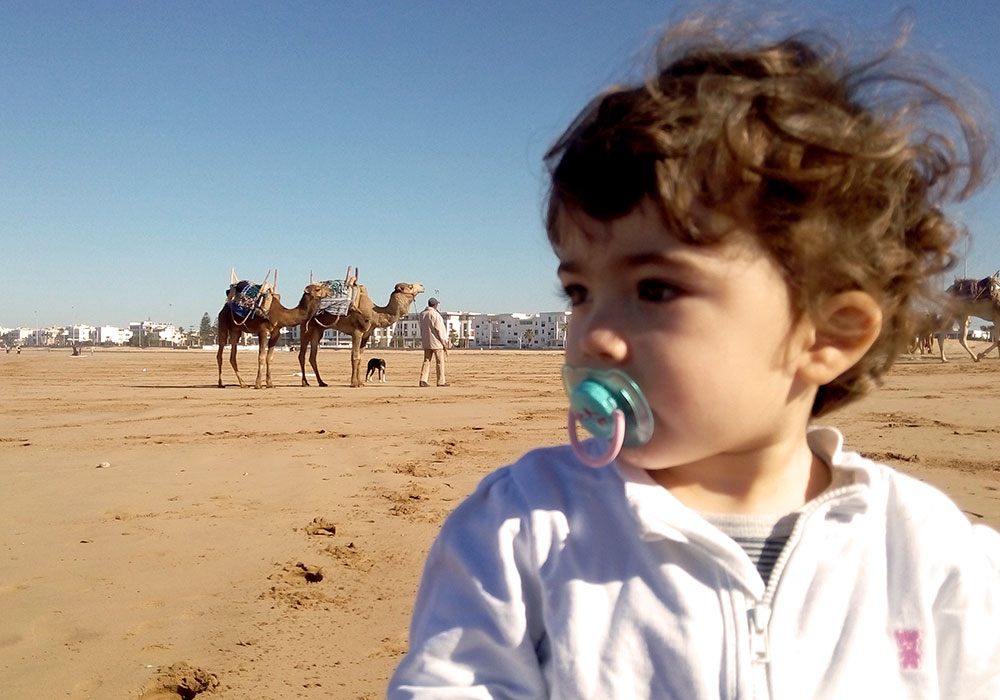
<box><xmin>4</xmin><ymin>307</ymin><xmax>571</xmax><ymax>350</ymax></box>
<box><xmin>468</xmin><ymin>312</ymin><xmax>569</xmax><ymax>349</ymax></box>
<box><xmin>535</xmin><ymin>311</ymin><xmax>571</xmax><ymax>348</ymax></box>
<box><xmin>2</xmin><ymin>327</ymin><xmax>34</xmax><ymax>346</ymax></box>
<box><xmin>98</xmin><ymin>326</ymin><xmax>133</xmax><ymax>345</ymax></box>
<box><xmin>35</xmin><ymin>327</ymin><xmax>61</xmax><ymax>346</ymax></box>
<box><xmin>67</xmin><ymin>324</ymin><xmax>97</xmax><ymax>344</ymax></box>
<box><xmin>129</xmin><ymin>321</ymin><xmax>183</xmax><ymax>346</ymax></box>
<box><xmin>377</xmin><ymin>310</ymin><xmax>570</xmax><ymax>349</ymax></box>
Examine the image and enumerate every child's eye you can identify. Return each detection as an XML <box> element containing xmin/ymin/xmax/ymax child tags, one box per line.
<box><xmin>561</xmin><ymin>284</ymin><xmax>589</xmax><ymax>306</ymax></box>
<box><xmin>637</xmin><ymin>279</ymin><xmax>678</xmax><ymax>302</ymax></box>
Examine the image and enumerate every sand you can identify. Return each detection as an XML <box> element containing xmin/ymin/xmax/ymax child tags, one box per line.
<box><xmin>2</xmin><ymin>343</ymin><xmax>999</xmax><ymax>699</ymax></box>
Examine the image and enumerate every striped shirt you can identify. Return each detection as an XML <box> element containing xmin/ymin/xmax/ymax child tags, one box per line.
<box><xmin>702</xmin><ymin>511</ymin><xmax>799</xmax><ymax>585</ymax></box>
<box><xmin>701</xmin><ymin>468</ymin><xmax>857</xmax><ymax>584</ymax></box>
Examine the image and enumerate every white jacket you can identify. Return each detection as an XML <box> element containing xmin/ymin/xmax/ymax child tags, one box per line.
<box><xmin>388</xmin><ymin>427</ymin><xmax>1000</xmax><ymax>699</ymax></box>
<box><xmin>420</xmin><ymin>306</ymin><xmax>449</xmax><ymax>350</ymax></box>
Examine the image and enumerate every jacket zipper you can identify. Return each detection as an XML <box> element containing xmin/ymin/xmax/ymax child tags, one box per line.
<box><xmin>746</xmin><ymin>483</ymin><xmax>864</xmax><ymax>700</ymax></box>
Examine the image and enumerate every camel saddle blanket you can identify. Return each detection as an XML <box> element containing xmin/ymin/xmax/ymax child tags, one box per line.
<box><xmin>952</xmin><ymin>275</ymin><xmax>1000</xmax><ymax>304</ymax></box>
<box><xmin>315</xmin><ymin>280</ymin><xmax>360</xmax><ymax>317</ymax></box>
<box><xmin>226</xmin><ymin>280</ymin><xmax>275</xmax><ymax>322</ymax></box>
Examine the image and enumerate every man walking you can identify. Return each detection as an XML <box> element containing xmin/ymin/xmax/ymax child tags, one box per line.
<box><xmin>419</xmin><ymin>297</ymin><xmax>449</xmax><ymax>387</ymax></box>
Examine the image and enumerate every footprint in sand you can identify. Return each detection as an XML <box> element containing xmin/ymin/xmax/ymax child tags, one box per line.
<box><xmin>268</xmin><ymin>561</ymin><xmax>324</xmax><ymax>586</ymax></box>
<box><xmin>293</xmin><ymin>561</ymin><xmax>324</xmax><ymax>582</ymax></box>
<box><xmin>263</xmin><ymin>561</ymin><xmax>338</xmax><ymax>609</ymax></box>
<box><xmin>137</xmin><ymin>662</ymin><xmax>218</xmax><ymax>699</ymax></box>
<box><xmin>324</xmin><ymin>541</ymin><xmax>374</xmax><ymax>572</ymax></box>
<box><xmin>304</xmin><ymin>516</ymin><xmax>337</xmax><ymax>536</ymax></box>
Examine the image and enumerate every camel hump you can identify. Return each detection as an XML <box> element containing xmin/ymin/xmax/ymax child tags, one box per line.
<box><xmin>226</xmin><ymin>280</ymin><xmax>275</xmax><ymax>322</ymax></box>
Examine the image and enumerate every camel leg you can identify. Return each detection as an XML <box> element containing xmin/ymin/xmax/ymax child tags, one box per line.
<box><xmin>957</xmin><ymin>317</ymin><xmax>979</xmax><ymax>362</ymax></box>
<box><xmin>264</xmin><ymin>336</ymin><xmax>278</xmax><ymax>388</ymax></box>
<box><xmin>310</xmin><ymin>339</ymin><xmax>328</xmax><ymax>387</ymax></box>
<box><xmin>229</xmin><ymin>337</ymin><xmax>248</xmax><ymax>388</ymax></box>
<box><xmin>350</xmin><ymin>336</ymin><xmax>364</xmax><ymax>387</ymax></box>
<box><xmin>218</xmin><ymin>314</ymin><xmax>236</xmax><ymax>388</ymax></box>
<box><xmin>976</xmin><ymin>316</ymin><xmax>1000</xmax><ymax>360</ymax></box>
<box><xmin>976</xmin><ymin>339</ymin><xmax>1000</xmax><ymax>360</ymax></box>
<box><xmin>935</xmin><ymin>331</ymin><xmax>949</xmax><ymax>362</ymax></box>
<box><xmin>217</xmin><ymin>327</ymin><xmax>227</xmax><ymax>388</ymax></box>
<box><xmin>356</xmin><ymin>331</ymin><xmax>375</xmax><ymax>386</ymax></box>
<box><xmin>254</xmin><ymin>334</ymin><xmax>267</xmax><ymax>389</ymax></box>
<box><xmin>297</xmin><ymin>330</ymin><xmax>311</xmax><ymax>386</ymax></box>
<box><xmin>975</xmin><ymin>342</ymin><xmax>999</xmax><ymax>360</ymax></box>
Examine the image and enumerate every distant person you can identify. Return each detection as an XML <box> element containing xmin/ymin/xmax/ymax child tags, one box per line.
<box><xmin>418</xmin><ymin>298</ymin><xmax>449</xmax><ymax>387</ymax></box>
<box><xmin>389</xmin><ymin>8</ymin><xmax>999</xmax><ymax>699</ymax></box>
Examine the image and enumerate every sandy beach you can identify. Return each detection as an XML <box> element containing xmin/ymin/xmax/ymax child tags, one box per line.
<box><xmin>2</xmin><ymin>343</ymin><xmax>999</xmax><ymax>699</ymax></box>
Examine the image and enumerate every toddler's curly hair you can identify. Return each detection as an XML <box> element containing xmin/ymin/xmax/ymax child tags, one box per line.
<box><xmin>544</xmin><ymin>11</ymin><xmax>992</xmax><ymax>416</ymax></box>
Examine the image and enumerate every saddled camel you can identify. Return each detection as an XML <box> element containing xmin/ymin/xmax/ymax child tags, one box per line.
<box><xmin>299</xmin><ymin>281</ymin><xmax>424</xmax><ymax>387</ymax></box>
<box><xmin>218</xmin><ymin>282</ymin><xmax>331</xmax><ymax>388</ymax></box>
<box><xmin>935</xmin><ymin>275</ymin><xmax>1000</xmax><ymax>362</ymax></box>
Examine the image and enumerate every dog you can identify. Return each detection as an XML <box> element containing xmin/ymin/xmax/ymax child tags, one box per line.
<box><xmin>366</xmin><ymin>357</ymin><xmax>387</xmax><ymax>383</ymax></box>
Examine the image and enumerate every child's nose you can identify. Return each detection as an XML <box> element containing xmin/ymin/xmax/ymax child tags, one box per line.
<box><xmin>574</xmin><ymin>317</ymin><xmax>628</xmax><ymax>364</ymax></box>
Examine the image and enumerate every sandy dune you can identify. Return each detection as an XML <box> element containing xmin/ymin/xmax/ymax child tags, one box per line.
<box><xmin>1</xmin><ymin>344</ymin><xmax>998</xmax><ymax>699</ymax></box>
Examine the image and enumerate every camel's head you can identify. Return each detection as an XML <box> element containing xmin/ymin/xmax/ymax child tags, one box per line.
<box><xmin>394</xmin><ymin>282</ymin><xmax>425</xmax><ymax>299</ymax></box>
<box><xmin>306</xmin><ymin>282</ymin><xmax>333</xmax><ymax>299</ymax></box>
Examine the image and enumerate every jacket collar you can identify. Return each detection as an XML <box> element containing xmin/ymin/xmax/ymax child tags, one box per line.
<box><xmin>614</xmin><ymin>427</ymin><xmax>875</xmax><ymax>589</ymax></box>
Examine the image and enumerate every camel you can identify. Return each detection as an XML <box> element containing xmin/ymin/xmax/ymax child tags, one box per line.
<box><xmin>935</xmin><ymin>275</ymin><xmax>1000</xmax><ymax>362</ymax></box>
<box><xmin>299</xmin><ymin>281</ymin><xmax>424</xmax><ymax>387</ymax></box>
<box><xmin>908</xmin><ymin>329</ymin><xmax>935</xmax><ymax>355</ymax></box>
<box><xmin>907</xmin><ymin>311</ymin><xmax>940</xmax><ymax>355</ymax></box>
<box><xmin>217</xmin><ymin>281</ymin><xmax>331</xmax><ymax>389</ymax></box>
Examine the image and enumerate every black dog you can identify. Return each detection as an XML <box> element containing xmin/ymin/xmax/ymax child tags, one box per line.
<box><xmin>366</xmin><ymin>357</ymin><xmax>387</xmax><ymax>383</ymax></box>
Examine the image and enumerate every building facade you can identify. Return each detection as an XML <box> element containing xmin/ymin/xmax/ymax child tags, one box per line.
<box><xmin>98</xmin><ymin>326</ymin><xmax>133</xmax><ymax>345</ymax></box>
<box><xmin>5</xmin><ymin>310</ymin><xmax>571</xmax><ymax>350</ymax></box>
<box><xmin>67</xmin><ymin>324</ymin><xmax>97</xmax><ymax>344</ymax></box>
<box><xmin>128</xmin><ymin>321</ymin><xmax>184</xmax><ymax>347</ymax></box>
<box><xmin>338</xmin><ymin>310</ymin><xmax>571</xmax><ymax>350</ymax></box>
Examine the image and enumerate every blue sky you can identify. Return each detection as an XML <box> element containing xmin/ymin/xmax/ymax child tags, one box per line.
<box><xmin>3</xmin><ymin>1</ymin><xmax>998</xmax><ymax>329</ymax></box>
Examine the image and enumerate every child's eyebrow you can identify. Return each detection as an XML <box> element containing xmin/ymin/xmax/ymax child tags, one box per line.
<box><xmin>623</xmin><ymin>252</ymin><xmax>694</xmax><ymax>269</ymax></box>
<box><xmin>558</xmin><ymin>252</ymin><xmax>704</xmax><ymax>276</ymax></box>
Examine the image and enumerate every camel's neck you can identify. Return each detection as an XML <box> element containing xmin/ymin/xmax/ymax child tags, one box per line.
<box><xmin>271</xmin><ymin>293</ymin><xmax>320</xmax><ymax>325</ymax></box>
<box><xmin>372</xmin><ymin>293</ymin><xmax>415</xmax><ymax>328</ymax></box>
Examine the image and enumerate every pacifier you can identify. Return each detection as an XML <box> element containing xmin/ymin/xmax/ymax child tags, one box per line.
<box><xmin>562</xmin><ymin>365</ymin><xmax>654</xmax><ymax>468</ymax></box>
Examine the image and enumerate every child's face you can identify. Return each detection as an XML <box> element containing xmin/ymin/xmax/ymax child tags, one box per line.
<box><xmin>555</xmin><ymin>198</ymin><xmax>816</xmax><ymax>473</ymax></box>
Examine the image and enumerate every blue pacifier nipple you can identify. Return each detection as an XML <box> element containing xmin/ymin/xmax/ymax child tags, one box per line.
<box><xmin>562</xmin><ymin>365</ymin><xmax>654</xmax><ymax>468</ymax></box>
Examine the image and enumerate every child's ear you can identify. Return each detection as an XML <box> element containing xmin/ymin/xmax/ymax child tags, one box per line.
<box><xmin>794</xmin><ymin>291</ymin><xmax>883</xmax><ymax>385</ymax></box>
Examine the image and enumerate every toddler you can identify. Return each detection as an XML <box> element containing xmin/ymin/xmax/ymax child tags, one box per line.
<box><xmin>389</xmin><ymin>10</ymin><xmax>998</xmax><ymax>699</ymax></box>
